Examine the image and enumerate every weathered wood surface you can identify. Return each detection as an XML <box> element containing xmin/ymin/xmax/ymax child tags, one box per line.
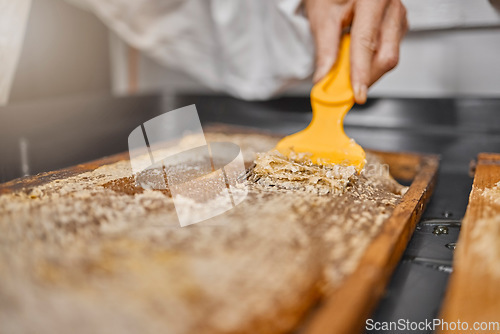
<box><xmin>0</xmin><ymin>128</ymin><xmax>439</xmax><ymax>334</ymax></box>
<box><xmin>439</xmin><ymin>153</ymin><xmax>500</xmax><ymax>333</ymax></box>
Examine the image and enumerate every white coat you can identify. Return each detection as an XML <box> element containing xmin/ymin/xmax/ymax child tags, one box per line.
<box><xmin>72</xmin><ymin>0</ymin><xmax>314</xmax><ymax>100</ymax></box>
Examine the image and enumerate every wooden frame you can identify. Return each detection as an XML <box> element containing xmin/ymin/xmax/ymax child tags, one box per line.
<box><xmin>0</xmin><ymin>132</ymin><xmax>440</xmax><ymax>334</ymax></box>
<box><xmin>438</xmin><ymin>153</ymin><xmax>500</xmax><ymax>333</ymax></box>
<box><xmin>305</xmin><ymin>150</ymin><xmax>439</xmax><ymax>334</ymax></box>
<box><xmin>0</xmin><ymin>153</ymin><xmax>130</xmax><ymax>195</ymax></box>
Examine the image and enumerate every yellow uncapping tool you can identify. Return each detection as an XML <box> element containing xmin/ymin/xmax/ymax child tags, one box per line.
<box><xmin>275</xmin><ymin>34</ymin><xmax>366</xmax><ymax>172</ymax></box>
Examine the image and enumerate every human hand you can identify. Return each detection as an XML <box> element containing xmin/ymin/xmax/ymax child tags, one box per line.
<box><xmin>305</xmin><ymin>0</ymin><xmax>408</xmax><ymax>104</ymax></box>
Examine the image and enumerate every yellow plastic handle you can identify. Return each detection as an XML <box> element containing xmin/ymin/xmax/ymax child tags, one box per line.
<box><xmin>275</xmin><ymin>33</ymin><xmax>365</xmax><ymax>172</ymax></box>
<box><xmin>311</xmin><ymin>35</ymin><xmax>353</xmax><ymax>105</ymax></box>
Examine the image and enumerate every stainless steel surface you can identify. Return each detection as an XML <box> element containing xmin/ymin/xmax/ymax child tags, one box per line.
<box><xmin>1</xmin><ymin>93</ymin><xmax>500</xmax><ymax>333</ymax></box>
<box><xmin>0</xmin><ymin>94</ymin><xmax>162</xmax><ymax>182</ymax></box>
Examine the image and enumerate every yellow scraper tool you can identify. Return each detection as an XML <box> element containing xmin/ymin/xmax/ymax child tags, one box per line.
<box><xmin>275</xmin><ymin>34</ymin><xmax>366</xmax><ymax>172</ymax></box>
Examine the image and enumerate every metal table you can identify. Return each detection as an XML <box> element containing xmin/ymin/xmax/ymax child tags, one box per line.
<box><xmin>2</xmin><ymin>93</ymin><xmax>500</xmax><ymax>334</ymax></box>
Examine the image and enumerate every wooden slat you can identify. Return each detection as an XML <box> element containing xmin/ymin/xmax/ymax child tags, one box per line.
<box><xmin>438</xmin><ymin>153</ymin><xmax>500</xmax><ymax>333</ymax></box>
<box><xmin>0</xmin><ymin>152</ymin><xmax>129</xmax><ymax>195</ymax></box>
<box><xmin>305</xmin><ymin>153</ymin><xmax>439</xmax><ymax>334</ymax></box>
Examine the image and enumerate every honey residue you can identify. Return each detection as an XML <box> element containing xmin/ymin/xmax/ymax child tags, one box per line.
<box><xmin>249</xmin><ymin>150</ymin><xmax>357</xmax><ymax>196</ymax></box>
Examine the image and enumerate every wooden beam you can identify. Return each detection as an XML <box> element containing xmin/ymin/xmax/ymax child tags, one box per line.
<box><xmin>439</xmin><ymin>153</ymin><xmax>500</xmax><ymax>333</ymax></box>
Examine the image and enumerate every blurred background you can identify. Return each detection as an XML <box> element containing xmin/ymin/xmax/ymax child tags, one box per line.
<box><xmin>7</xmin><ymin>0</ymin><xmax>500</xmax><ymax>103</ymax></box>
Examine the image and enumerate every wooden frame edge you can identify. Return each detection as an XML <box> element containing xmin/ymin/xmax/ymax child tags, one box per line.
<box><xmin>437</xmin><ymin>153</ymin><xmax>500</xmax><ymax>332</ymax></box>
<box><xmin>305</xmin><ymin>153</ymin><xmax>440</xmax><ymax>334</ymax></box>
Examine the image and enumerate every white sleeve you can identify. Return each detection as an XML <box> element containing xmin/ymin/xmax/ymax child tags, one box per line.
<box><xmin>71</xmin><ymin>0</ymin><xmax>314</xmax><ymax>100</ymax></box>
<box><xmin>0</xmin><ymin>0</ymin><xmax>32</xmax><ymax>105</ymax></box>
